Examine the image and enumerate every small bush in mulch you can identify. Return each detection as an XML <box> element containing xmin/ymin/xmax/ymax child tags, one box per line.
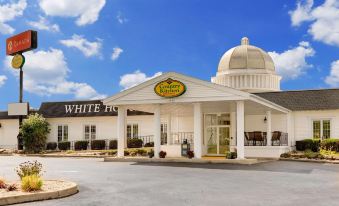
<box><xmin>91</xmin><ymin>140</ymin><xmax>106</xmax><ymax>150</ymax></box>
<box><xmin>74</xmin><ymin>141</ymin><xmax>89</xmax><ymax>150</ymax></box>
<box><xmin>296</xmin><ymin>139</ymin><xmax>320</xmax><ymax>152</ymax></box>
<box><xmin>124</xmin><ymin>150</ymin><xmax>130</xmax><ymax>156</ymax></box>
<box><xmin>280</xmin><ymin>152</ymin><xmax>291</xmax><ymax>158</ymax></box>
<box><xmin>46</xmin><ymin>142</ymin><xmax>57</xmax><ymax>150</ymax></box>
<box><xmin>21</xmin><ymin>175</ymin><xmax>43</xmax><ymax>192</ymax></box>
<box><xmin>58</xmin><ymin>141</ymin><xmax>71</xmax><ymax>150</ymax></box>
<box><xmin>226</xmin><ymin>152</ymin><xmax>237</xmax><ymax>159</ymax></box>
<box><xmin>187</xmin><ymin>150</ymin><xmax>194</xmax><ymax>159</ymax></box>
<box><xmin>144</xmin><ymin>142</ymin><xmax>154</xmax><ymax>147</ymax></box>
<box><xmin>109</xmin><ymin>140</ymin><xmax>117</xmax><ymax>149</ymax></box>
<box><xmin>159</xmin><ymin>151</ymin><xmax>167</xmax><ymax>158</ymax></box>
<box><xmin>127</xmin><ymin>138</ymin><xmax>143</xmax><ymax>148</ymax></box>
<box><xmin>320</xmin><ymin>139</ymin><xmax>339</xmax><ymax>152</ymax></box>
<box><xmin>148</xmin><ymin>149</ymin><xmax>154</xmax><ymax>158</ymax></box>
<box><xmin>6</xmin><ymin>183</ymin><xmax>17</xmax><ymax>191</ymax></box>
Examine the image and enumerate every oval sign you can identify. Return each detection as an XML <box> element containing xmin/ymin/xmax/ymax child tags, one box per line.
<box><xmin>154</xmin><ymin>78</ymin><xmax>186</xmax><ymax>98</ymax></box>
<box><xmin>11</xmin><ymin>54</ymin><xmax>25</xmax><ymax>69</ymax></box>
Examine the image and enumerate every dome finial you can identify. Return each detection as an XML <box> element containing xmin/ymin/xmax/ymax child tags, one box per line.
<box><xmin>241</xmin><ymin>37</ymin><xmax>249</xmax><ymax>45</ymax></box>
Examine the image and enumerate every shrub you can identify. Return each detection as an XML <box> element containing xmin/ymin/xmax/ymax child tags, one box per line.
<box><xmin>109</xmin><ymin>140</ymin><xmax>117</xmax><ymax>149</ymax></box>
<box><xmin>296</xmin><ymin>139</ymin><xmax>320</xmax><ymax>152</ymax></box>
<box><xmin>0</xmin><ymin>178</ymin><xmax>6</xmax><ymax>189</ymax></box>
<box><xmin>280</xmin><ymin>152</ymin><xmax>291</xmax><ymax>158</ymax></box>
<box><xmin>321</xmin><ymin>138</ymin><xmax>339</xmax><ymax>152</ymax></box>
<box><xmin>159</xmin><ymin>151</ymin><xmax>167</xmax><ymax>158</ymax></box>
<box><xmin>21</xmin><ymin>114</ymin><xmax>50</xmax><ymax>153</ymax></box>
<box><xmin>58</xmin><ymin>141</ymin><xmax>70</xmax><ymax>150</ymax></box>
<box><xmin>144</xmin><ymin>142</ymin><xmax>154</xmax><ymax>147</ymax></box>
<box><xmin>91</xmin><ymin>140</ymin><xmax>106</xmax><ymax>150</ymax></box>
<box><xmin>16</xmin><ymin>161</ymin><xmax>43</xmax><ymax>180</ymax></box>
<box><xmin>226</xmin><ymin>152</ymin><xmax>237</xmax><ymax>159</ymax></box>
<box><xmin>46</xmin><ymin>142</ymin><xmax>57</xmax><ymax>150</ymax></box>
<box><xmin>74</xmin><ymin>140</ymin><xmax>89</xmax><ymax>150</ymax></box>
<box><xmin>124</xmin><ymin>150</ymin><xmax>130</xmax><ymax>156</ymax></box>
<box><xmin>187</xmin><ymin>150</ymin><xmax>194</xmax><ymax>159</ymax></box>
<box><xmin>127</xmin><ymin>138</ymin><xmax>143</xmax><ymax>148</ymax></box>
<box><xmin>136</xmin><ymin>149</ymin><xmax>148</xmax><ymax>156</ymax></box>
<box><xmin>6</xmin><ymin>183</ymin><xmax>17</xmax><ymax>192</ymax></box>
<box><xmin>304</xmin><ymin>150</ymin><xmax>324</xmax><ymax>159</ymax></box>
<box><xmin>148</xmin><ymin>149</ymin><xmax>154</xmax><ymax>158</ymax></box>
<box><xmin>21</xmin><ymin>175</ymin><xmax>43</xmax><ymax>192</ymax></box>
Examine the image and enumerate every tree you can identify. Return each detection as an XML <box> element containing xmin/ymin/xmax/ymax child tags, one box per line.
<box><xmin>21</xmin><ymin>114</ymin><xmax>50</xmax><ymax>153</ymax></box>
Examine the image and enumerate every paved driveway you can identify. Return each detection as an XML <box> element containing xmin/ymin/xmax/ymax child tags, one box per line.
<box><xmin>0</xmin><ymin>156</ymin><xmax>338</xmax><ymax>206</ymax></box>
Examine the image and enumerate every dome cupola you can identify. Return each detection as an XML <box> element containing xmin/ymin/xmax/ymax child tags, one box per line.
<box><xmin>211</xmin><ymin>37</ymin><xmax>281</xmax><ymax>93</ymax></box>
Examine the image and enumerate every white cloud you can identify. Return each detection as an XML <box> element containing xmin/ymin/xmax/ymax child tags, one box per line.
<box><xmin>119</xmin><ymin>70</ymin><xmax>162</xmax><ymax>90</ymax></box>
<box><xmin>325</xmin><ymin>60</ymin><xmax>339</xmax><ymax>87</ymax></box>
<box><xmin>60</xmin><ymin>35</ymin><xmax>102</xmax><ymax>57</ymax></box>
<box><xmin>268</xmin><ymin>41</ymin><xmax>315</xmax><ymax>80</ymax></box>
<box><xmin>4</xmin><ymin>48</ymin><xmax>106</xmax><ymax>100</ymax></box>
<box><xmin>289</xmin><ymin>0</ymin><xmax>339</xmax><ymax>47</ymax></box>
<box><xmin>0</xmin><ymin>75</ymin><xmax>7</xmax><ymax>87</ymax></box>
<box><xmin>116</xmin><ymin>12</ymin><xmax>128</xmax><ymax>24</ymax></box>
<box><xmin>27</xmin><ymin>16</ymin><xmax>59</xmax><ymax>32</ymax></box>
<box><xmin>38</xmin><ymin>0</ymin><xmax>106</xmax><ymax>26</ymax></box>
<box><xmin>0</xmin><ymin>0</ymin><xmax>27</xmax><ymax>34</ymax></box>
<box><xmin>111</xmin><ymin>47</ymin><xmax>123</xmax><ymax>61</ymax></box>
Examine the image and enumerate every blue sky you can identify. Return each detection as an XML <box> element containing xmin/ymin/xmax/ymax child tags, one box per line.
<box><xmin>0</xmin><ymin>0</ymin><xmax>338</xmax><ymax>110</ymax></box>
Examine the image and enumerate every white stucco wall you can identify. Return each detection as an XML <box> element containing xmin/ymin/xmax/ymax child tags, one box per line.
<box><xmin>245</xmin><ymin>114</ymin><xmax>287</xmax><ymax>132</ymax></box>
<box><xmin>0</xmin><ymin>119</ymin><xmax>19</xmax><ymax>149</ymax></box>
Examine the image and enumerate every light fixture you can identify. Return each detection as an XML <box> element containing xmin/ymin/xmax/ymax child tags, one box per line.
<box><xmin>264</xmin><ymin>116</ymin><xmax>267</xmax><ymax>123</ymax></box>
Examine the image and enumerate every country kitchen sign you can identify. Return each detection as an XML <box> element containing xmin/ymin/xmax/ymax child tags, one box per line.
<box><xmin>154</xmin><ymin>78</ymin><xmax>186</xmax><ymax>98</ymax></box>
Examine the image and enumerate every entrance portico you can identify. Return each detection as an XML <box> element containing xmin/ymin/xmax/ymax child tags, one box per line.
<box><xmin>103</xmin><ymin>72</ymin><xmax>291</xmax><ymax>159</ymax></box>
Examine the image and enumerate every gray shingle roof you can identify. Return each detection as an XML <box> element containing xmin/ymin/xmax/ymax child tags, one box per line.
<box><xmin>255</xmin><ymin>89</ymin><xmax>339</xmax><ymax>111</ymax></box>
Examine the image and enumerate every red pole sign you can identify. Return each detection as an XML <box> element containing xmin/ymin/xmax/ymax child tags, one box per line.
<box><xmin>6</xmin><ymin>30</ymin><xmax>38</xmax><ymax>56</ymax></box>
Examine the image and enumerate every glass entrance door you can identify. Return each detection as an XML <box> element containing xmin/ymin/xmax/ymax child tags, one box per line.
<box><xmin>205</xmin><ymin>114</ymin><xmax>231</xmax><ymax>155</ymax></box>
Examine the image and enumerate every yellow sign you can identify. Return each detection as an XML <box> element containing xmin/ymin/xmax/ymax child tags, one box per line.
<box><xmin>11</xmin><ymin>54</ymin><xmax>25</xmax><ymax>69</ymax></box>
<box><xmin>154</xmin><ymin>78</ymin><xmax>186</xmax><ymax>98</ymax></box>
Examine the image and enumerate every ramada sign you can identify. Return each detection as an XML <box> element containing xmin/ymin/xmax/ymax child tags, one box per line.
<box><xmin>6</xmin><ymin>30</ymin><xmax>38</xmax><ymax>55</ymax></box>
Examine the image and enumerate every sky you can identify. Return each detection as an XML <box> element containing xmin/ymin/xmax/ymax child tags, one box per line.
<box><xmin>0</xmin><ymin>0</ymin><xmax>338</xmax><ymax>110</ymax></box>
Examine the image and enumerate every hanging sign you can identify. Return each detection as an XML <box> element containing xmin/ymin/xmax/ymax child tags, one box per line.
<box><xmin>154</xmin><ymin>78</ymin><xmax>186</xmax><ymax>98</ymax></box>
<box><xmin>11</xmin><ymin>54</ymin><xmax>25</xmax><ymax>69</ymax></box>
<box><xmin>6</xmin><ymin>30</ymin><xmax>38</xmax><ymax>56</ymax></box>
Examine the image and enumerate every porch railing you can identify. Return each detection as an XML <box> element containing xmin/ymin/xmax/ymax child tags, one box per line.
<box><xmin>244</xmin><ymin>132</ymin><xmax>288</xmax><ymax>146</ymax></box>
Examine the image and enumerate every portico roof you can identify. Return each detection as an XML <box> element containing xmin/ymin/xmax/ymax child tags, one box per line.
<box><xmin>103</xmin><ymin>72</ymin><xmax>290</xmax><ymax>114</ymax></box>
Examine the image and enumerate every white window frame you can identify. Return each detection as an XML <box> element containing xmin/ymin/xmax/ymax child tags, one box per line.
<box><xmin>57</xmin><ymin>124</ymin><xmax>68</xmax><ymax>142</ymax></box>
<box><xmin>84</xmin><ymin>124</ymin><xmax>96</xmax><ymax>140</ymax></box>
<box><xmin>127</xmin><ymin>123</ymin><xmax>139</xmax><ymax>138</ymax></box>
<box><xmin>311</xmin><ymin>119</ymin><xmax>331</xmax><ymax>139</ymax></box>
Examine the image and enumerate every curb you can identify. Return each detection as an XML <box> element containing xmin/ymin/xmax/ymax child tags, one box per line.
<box><xmin>0</xmin><ymin>181</ymin><xmax>78</xmax><ymax>206</ymax></box>
<box><xmin>20</xmin><ymin>154</ymin><xmax>108</xmax><ymax>158</ymax></box>
<box><xmin>279</xmin><ymin>158</ymin><xmax>339</xmax><ymax>164</ymax></box>
<box><xmin>104</xmin><ymin>157</ymin><xmax>260</xmax><ymax>165</ymax></box>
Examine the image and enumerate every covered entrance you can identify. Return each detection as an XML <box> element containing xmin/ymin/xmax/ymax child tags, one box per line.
<box><xmin>205</xmin><ymin>113</ymin><xmax>231</xmax><ymax>155</ymax></box>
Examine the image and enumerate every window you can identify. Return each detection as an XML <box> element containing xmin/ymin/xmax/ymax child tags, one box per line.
<box><xmin>84</xmin><ymin>125</ymin><xmax>96</xmax><ymax>140</ymax></box>
<box><xmin>161</xmin><ymin>123</ymin><xmax>168</xmax><ymax>145</ymax></box>
<box><xmin>127</xmin><ymin>124</ymin><xmax>138</xmax><ymax>138</ymax></box>
<box><xmin>57</xmin><ymin>125</ymin><xmax>68</xmax><ymax>142</ymax></box>
<box><xmin>312</xmin><ymin>120</ymin><xmax>331</xmax><ymax>139</ymax></box>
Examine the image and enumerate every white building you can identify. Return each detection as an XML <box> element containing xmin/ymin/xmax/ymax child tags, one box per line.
<box><xmin>1</xmin><ymin>37</ymin><xmax>338</xmax><ymax>158</ymax></box>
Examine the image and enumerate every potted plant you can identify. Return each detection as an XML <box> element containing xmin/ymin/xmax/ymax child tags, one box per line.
<box><xmin>159</xmin><ymin>151</ymin><xmax>167</xmax><ymax>158</ymax></box>
<box><xmin>187</xmin><ymin>150</ymin><xmax>194</xmax><ymax>159</ymax></box>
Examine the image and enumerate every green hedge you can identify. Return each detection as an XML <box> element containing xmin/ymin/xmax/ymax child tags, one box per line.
<box><xmin>74</xmin><ymin>140</ymin><xmax>89</xmax><ymax>150</ymax></box>
<box><xmin>320</xmin><ymin>139</ymin><xmax>339</xmax><ymax>152</ymax></box>
<box><xmin>144</xmin><ymin>142</ymin><xmax>154</xmax><ymax>147</ymax></box>
<box><xmin>46</xmin><ymin>142</ymin><xmax>57</xmax><ymax>150</ymax></box>
<box><xmin>109</xmin><ymin>140</ymin><xmax>117</xmax><ymax>149</ymax></box>
<box><xmin>296</xmin><ymin>139</ymin><xmax>320</xmax><ymax>152</ymax></box>
<box><xmin>91</xmin><ymin>140</ymin><xmax>106</xmax><ymax>150</ymax></box>
<box><xmin>127</xmin><ymin>138</ymin><xmax>143</xmax><ymax>148</ymax></box>
<box><xmin>58</xmin><ymin>141</ymin><xmax>70</xmax><ymax>150</ymax></box>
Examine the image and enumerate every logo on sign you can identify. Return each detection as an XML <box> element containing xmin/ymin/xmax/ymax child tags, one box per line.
<box><xmin>154</xmin><ymin>78</ymin><xmax>186</xmax><ymax>98</ymax></box>
<box><xmin>11</xmin><ymin>54</ymin><xmax>25</xmax><ymax>69</ymax></box>
<box><xmin>7</xmin><ymin>41</ymin><xmax>13</xmax><ymax>51</ymax></box>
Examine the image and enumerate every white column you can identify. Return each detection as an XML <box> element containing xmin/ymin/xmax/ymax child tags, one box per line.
<box><xmin>230</xmin><ymin>112</ymin><xmax>236</xmax><ymax>149</ymax></box>
<box><xmin>154</xmin><ymin>104</ymin><xmax>161</xmax><ymax>158</ymax></box>
<box><xmin>236</xmin><ymin>101</ymin><xmax>245</xmax><ymax>159</ymax></box>
<box><xmin>117</xmin><ymin>106</ymin><xmax>126</xmax><ymax>157</ymax></box>
<box><xmin>266</xmin><ymin>111</ymin><xmax>272</xmax><ymax>146</ymax></box>
<box><xmin>167</xmin><ymin>114</ymin><xmax>171</xmax><ymax>145</ymax></box>
<box><xmin>193</xmin><ymin>103</ymin><xmax>202</xmax><ymax>158</ymax></box>
<box><xmin>287</xmin><ymin>112</ymin><xmax>294</xmax><ymax>147</ymax></box>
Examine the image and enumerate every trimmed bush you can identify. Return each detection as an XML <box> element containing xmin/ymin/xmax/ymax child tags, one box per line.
<box><xmin>127</xmin><ymin>138</ymin><xmax>143</xmax><ymax>148</ymax></box>
<box><xmin>21</xmin><ymin>175</ymin><xmax>43</xmax><ymax>192</ymax></box>
<box><xmin>148</xmin><ymin>149</ymin><xmax>154</xmax><ymax>158</ymax></box>
<box><xmin>124</xmin><ymin>150</ymin><xmax>130</xmax><ymax>156</ymax></box>
<box><xmin>21</xmin><ymin>114</ymin><xmax>50</xmax><ymax>153</ymax></box>
<box><xmin>46</xmin><ymin>142</ymin><xmax>57</xmax><ymax>150</ymax></box>
<box><xmin>295</xmin><ymin>139</ymin><xmax>320</xmax><ymax>152</ymax></box>
<box><xmin>74</xmin><ymin>140</ymin><xmax>89</xmax><ymax>150</ymax></box>
<box><xmin>109</xmin><ymin>140</ymin><xmax>117</xmax><ymax>149</ymax></box>
<box><xmin>159</xmin><ymin>151</ymin><xmax>167</xmax><ymax>158</ymax></box>
<box><xmin>280</xmin><ymin>152</ymin><xmax>291</xmax><ymax>158</ymax></box>
<box><xmin>187</xmin><ymin>150</ymin><xmax>194</xmax><ymax>159</ymax></box>
<box><xmin>58</xmin><ymin>141</ymin><xmax>71</xmax><ymax>150</ymax></box>
<box><xmin>144</xmin><ymin>142</ymin><xmax>154</xmax><ymax>147</ymax></box>
<box><xmin>226</xmin><ymin>152</ymin><xmax>237</xmax><ymax>159</ymax></box>
<box><xmin>321</xmin><ymin>138</ymin><xmax>339</xmax><ymax>152</ymax></box>
<box><xmin>91</xmin><ymin>140</ymin><xmax>106</xmax><ymax>150</ymax></box>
